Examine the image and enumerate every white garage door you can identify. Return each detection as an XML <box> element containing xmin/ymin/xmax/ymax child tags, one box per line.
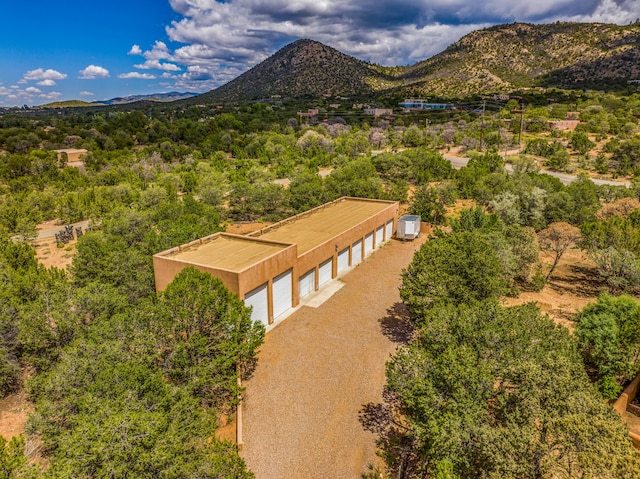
<box><xmin>337</xmin><ymin>247</ymin><xmax>350</xmax><ymax>273</ymax></box>
<box><xmin>272</xmin><ymin>269</ymin><xmax>293</xmax><ymax>320</ymax></box>
<box><xmin>386</xmin><ymin>220</ymin><xmax>393</xmax><ymax>240</ymax></box>
<box><xmin>364</xmin><ymin>232</ymin><xmax>374</xmax><ymax>256</ymax></box>
<box><xmin>352</xmin><ymin>240</ymin><xmax>362</xmax><ymax>265</ymax></box>
<box><xmin>318</xmin><ymin>258</ymin><xmax>333</xmax><ymax>287</ymax></box>
<box><xmin>244</xmin><ymin>283</ymin><xmax>268</xmax><ymax>325</ymax></box>
<box><xmin>299</xmin><ymin>268</ymin><xmax>315</xmax><ymax>299</ymax></box>
<box><xmin>375</xmin><ymin>226</ymin><xmax>384</xmax><ymax>248</ymax></box>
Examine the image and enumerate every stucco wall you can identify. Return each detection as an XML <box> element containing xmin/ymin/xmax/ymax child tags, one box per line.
<box><xmin>153</xmin><ymin>252</ymin><xmax>241</xmax><ymax>294</ymax></box>
<box><xmin>296</xmin><ymin>203</ymin><xmax>397</xmax><ymax>279</ymax></box>
<box><xmin>613</xmin><ymin>372</ymin><xmax>640</xmax><ymax>449</ymax></box>
<box><xmin>153</xmin><ymin>197</ymin><xmax>398</xmax><ymax>325</ymax></box>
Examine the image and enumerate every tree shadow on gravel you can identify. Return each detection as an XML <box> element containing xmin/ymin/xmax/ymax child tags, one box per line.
<box><xmin>359</xmin><ymin>388</ymin><xmax>416</xmax><ymax>478</ymax></box>
<box><xmin>378</xmin><ymin>303</ymin><xmax>414</xmax><ymax>344</ymax></box>
<box><xmin>239</xmin><ymin>357</ymin><xmax>259</xmax><ymax>381</ymax></box>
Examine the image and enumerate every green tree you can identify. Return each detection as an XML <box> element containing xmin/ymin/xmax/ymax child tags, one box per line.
<box><xmin>157</xmin><ymin>267</ymin><xmax>265</xmax><ymax>408</ymax></box>
<box><xmin>400</xmin><ymin>231</ymin><xmax>508</xmax><ymax>321</ymax></box>
<box><xmin>383</xmin><ymin>301</ymin><xmax>640</xmax><ymax>478</ymax></box>
<box><xmin>576</xmin><ymin>293</ymin><xmax>640</xmax><ymax>397</ymax></box>
<box><xmin>409</xmin><ymin>183</ymin><xmax>457</xmax><ymax>225</ymax></box>
<box><xmin>0</xmin><ymin>435</ymin><xmax>39</xmax><ymax>478</ymax></box>
<box><xmin>569</xmin><ymin>131</ymin><xmax>595</xmax><ymax>155</ymax></box>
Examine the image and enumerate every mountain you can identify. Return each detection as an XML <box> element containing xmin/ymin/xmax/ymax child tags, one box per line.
<box><xmin>93</xmin><ymin>91</ymin><xmax>199</xmax><ymax>105</ymax></box>
<box><xmin>401</xmin><ymin>22</ymin><xmax>640</xmax><ymax>96</ymax></box>
<box><xmin>38</xmin><ymin>100</ymin><xmax>95</xmax><ymax>109</ymax></box>
<box><xmin>196</xmin><ymin>39</ymin><xmax>397</xmax><ymax>102</ymax></box>
<box><xmin>197</xmin><ymin>22</ymin><xmax>640</xmax><ymax>102</ymax></box>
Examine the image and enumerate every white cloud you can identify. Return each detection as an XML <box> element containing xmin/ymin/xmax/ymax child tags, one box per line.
<box><xmin>0</xmin><ymin>86</ymin><xmax>11</xmax><ymax>95</ymax></box>
<box><xmin>23</xmin><ymin>68</ymin><xmax>67</xmax><ymax>81</ymax></box>
<box><xmin>25</xmin><ymin>87</ymin><xmax>41</xmax><ymax>94</ymax></box>
<box><xmin>79</xmin><ymin>65</ymin><xmax>110</xmax><ymax>79</ymax></box>
<box><xmin>128</xmin><ymin>44</ymin><xmax>143</xmax><ymax>55</ymax></box>
<box><xmin>38</xmin><ymin>91</ymin><xmax>62</xmax><ymax>101</ymax></box>
<box><xmin>118</xmin><ymin>72</ymin><xmax>157</xmax><ymax>79</ymax></box>
<box><xmin>132</xmin><ymin>41</ymin><xmax>183</xmax><ymax>71</ymax></box>
<box><xmin>79</xmin><ymin>91</ymin><xmax>94</xmax><ymax>96</ymax></box>
<box><xmin>37</xmin><ymin>79</ymin><xmax>56</xmax><ymax>87</ymax></box>
<box><xmin>134</xmin><ymin>59</ymin><xmax>182</xmax><ymax>71</ymax></box>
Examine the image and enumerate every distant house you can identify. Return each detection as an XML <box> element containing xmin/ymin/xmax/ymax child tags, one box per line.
<box><xmin>297</xmin><ymin>109</ymin><xmax>319</xmax><ymax>118</ymax></box>
<box><xmin>548</xmin><ymin>120</ymin><xmax>580</xmax><ymax>131</ymax></box>
<box><xmin>363</xmin><ymin>108</ymin><xmax>393</xmax><ymax>117</ymax></box>
<box><xmin>493</xmin><ymin>94</ymin><xmax>510</xmax><ymax>101</ymax></box>
<box><xmin>55</xmin><ymin>148</ymin><xmax>87</xmax><ymax>167</ymax></box>
<box><xmin>399</xmin><ymin>99</ymin><xmax>455</xmax><ymax>111</ymax></box>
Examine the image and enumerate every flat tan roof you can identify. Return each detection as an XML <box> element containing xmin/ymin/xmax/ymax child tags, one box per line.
<box><xmin>255</xmin><ymin>198</ymin><xmax>394</xmax><ymax>254</ymax></box>
<box><xmin>165</xmin><ymin>235</ymin><xmax>290</xmax><ymax>271</ymax></box>
<box><xmin>55</xmin><ymin>149</ymin><xmax>88</xmax><ymax>154</ymax></box>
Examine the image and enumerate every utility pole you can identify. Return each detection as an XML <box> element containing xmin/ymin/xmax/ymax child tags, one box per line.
<box><xmin>511</xmin><ymin>103</ymin><xmax>525</xmax><ymax>147</ymax></box>
<box><xmin>480</xmin><ymin>100</ymin><xmax>486</xmax><ymax>151</ymax></box>
<box><xmin>425</xmin><ymin>118</ymin><xmax>430</xmax><ymax>146</ymax></box>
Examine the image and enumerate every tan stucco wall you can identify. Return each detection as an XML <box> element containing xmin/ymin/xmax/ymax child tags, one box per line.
<box><xmin>613</xmin><ymin>372</ymin><xmax>640</xmax><ymax>449</ymax></box>
<box><xmin>296</xmin><ymin>202</ymin><xmax>397</xmax><ymax>282</ymax></box>
<box><xmin>153</xmin><ymin>252</ymin><xmax>241</xmax><ymax>294</ymax></box>
<box><xmin>55</xmin><ymin>149</ymin><xmax>87</xmax><ymax>165</ymax></box>
<box><xmin>153</xmin><ymin>197</ymin><xmax>398</xmax><ymax>325</ymax></box>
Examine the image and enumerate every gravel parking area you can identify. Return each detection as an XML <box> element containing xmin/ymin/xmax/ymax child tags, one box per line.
<box><xmin>241</xmin><ymin>236</ymin><xmax>426</xmax><ymax>478</ymax></box>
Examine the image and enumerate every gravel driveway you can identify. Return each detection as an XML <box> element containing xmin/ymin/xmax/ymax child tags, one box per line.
<box><xmin>241</xmin><ymin>236</ymin><xmax>426</xmax><ymax>478</ymax></box>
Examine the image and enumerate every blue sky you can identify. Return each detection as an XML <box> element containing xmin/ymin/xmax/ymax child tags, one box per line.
<box><xmin>1</xmin><ymin>0</ymin><xmax>639</xmax><ymax>106</ymax></box>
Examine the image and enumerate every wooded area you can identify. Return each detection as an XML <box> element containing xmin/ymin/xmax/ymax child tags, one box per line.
<box><xmin>2</xmin><ymin>89</ymin><xmax>640</xmax><ymax>476</ymax></box>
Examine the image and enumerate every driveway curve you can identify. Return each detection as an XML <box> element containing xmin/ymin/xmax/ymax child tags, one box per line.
<box><xmin>241</xmin><ymin>236</ymin><xmax>426</xmax><ymax>478</ymax></box>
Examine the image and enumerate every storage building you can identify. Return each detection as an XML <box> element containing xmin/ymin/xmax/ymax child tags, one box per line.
<box><xmin>153</xmin><ymin>197</ymin><xmax>399</xmax><ymax>328</ymax></box>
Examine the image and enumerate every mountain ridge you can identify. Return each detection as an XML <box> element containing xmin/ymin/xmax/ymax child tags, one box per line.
<box><xmin>197</xmin><ymin>21</ymin><xmax>640</xmax><ymax>103</ymax></box>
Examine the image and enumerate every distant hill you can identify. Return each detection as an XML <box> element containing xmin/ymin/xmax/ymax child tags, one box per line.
<box><xmin>94</xmin><ymin>91</ymin><xmax>199</xmax><ymax>105</ymax></box>
<box><xmin>196</xmin><ymin>39</ymin><xmax>397</xmax><ymax>102</ymax></box>
<box><xmin>39</xmin><ymin>100</ymin><xmax>95</xmax><ymax>109</ymax></box>
<box><xmin>196</xmin><ymin>22</ymin><xmax>640</xmax><ymax>102</ymax></box>
<box><xmin>401</xmin><ymin>22</ymin><xmax>640</xmax><ymax>96</ymax></box>
<box><xmin>39</xmin><ymin>92</ymin><xmax>199</xmax><ymax>109</ymax></box>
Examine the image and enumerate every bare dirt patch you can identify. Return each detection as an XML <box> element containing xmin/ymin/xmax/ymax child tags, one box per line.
<box><xmin>504</xmin><ymin>248</ymin><xmax>603</xmax><ymax>330</ymax></box>
<box><xmin>34</xmin><ymin>237</ymin><xmax>77</xmax><ymax>270</ymax></box>
<box><xmin>0</xmin><ymin>390</ymin><xmax>32</xmax><ymax>441</ymax></box>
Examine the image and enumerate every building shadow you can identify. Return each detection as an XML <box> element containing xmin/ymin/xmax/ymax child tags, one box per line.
<box><xmin>378</xmin><ymin>302</ymin><xmax>414</xmax><ymax>344</ymax></box>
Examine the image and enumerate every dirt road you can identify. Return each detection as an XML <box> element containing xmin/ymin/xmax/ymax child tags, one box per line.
<box><xmin>241</xmin><ymin>236</ymin><xmax>426</xmax><ymax>478</ymax></box>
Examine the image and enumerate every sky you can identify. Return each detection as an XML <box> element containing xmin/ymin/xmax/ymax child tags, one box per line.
<box><xmin>1</xmin><ymin>0</ymin><xmax>639</xmax><ymax>107</ymax></box>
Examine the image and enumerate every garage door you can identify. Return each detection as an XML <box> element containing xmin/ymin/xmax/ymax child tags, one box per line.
<box><xmin>337</xmin><ymin>247</ymin><xmax>350</xmax><ymax>273</ymax></box>
<box><xmin>299</xmin><ymin>268</ymin><xmax>315</xmax><ymax>299</ymax></box>
<box><xmin>318</xmin><ymin>258</ymin><xmax>332</xmax><ymax>287</ymax></box>
<box><xmin>364</xmin><ymin>232</ymin><xmax>374</xmax><ymax>256</ymax></box>
<box><xmin>375</xmin><ymin>226</ymin><xmax>384</xmax><ymax>248</ymax></box>
<box><xmin>244</xmin><ymin>283</ymin><xmax>268</xmax><ymax>325</ymax></box>
<box><xmin>352</xmin><ymin>240</ymin><xmax>362</xmax><ymax>265</ymax></box>
<box><xmin>386</xmin><ymin>220</ymin><xmax>393</xmax><ymax>240</ymax></box>
<box><xmin>272</xmin><ymin>269</ymin><xmax>292</xmax><ymax>320</ymax></box>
